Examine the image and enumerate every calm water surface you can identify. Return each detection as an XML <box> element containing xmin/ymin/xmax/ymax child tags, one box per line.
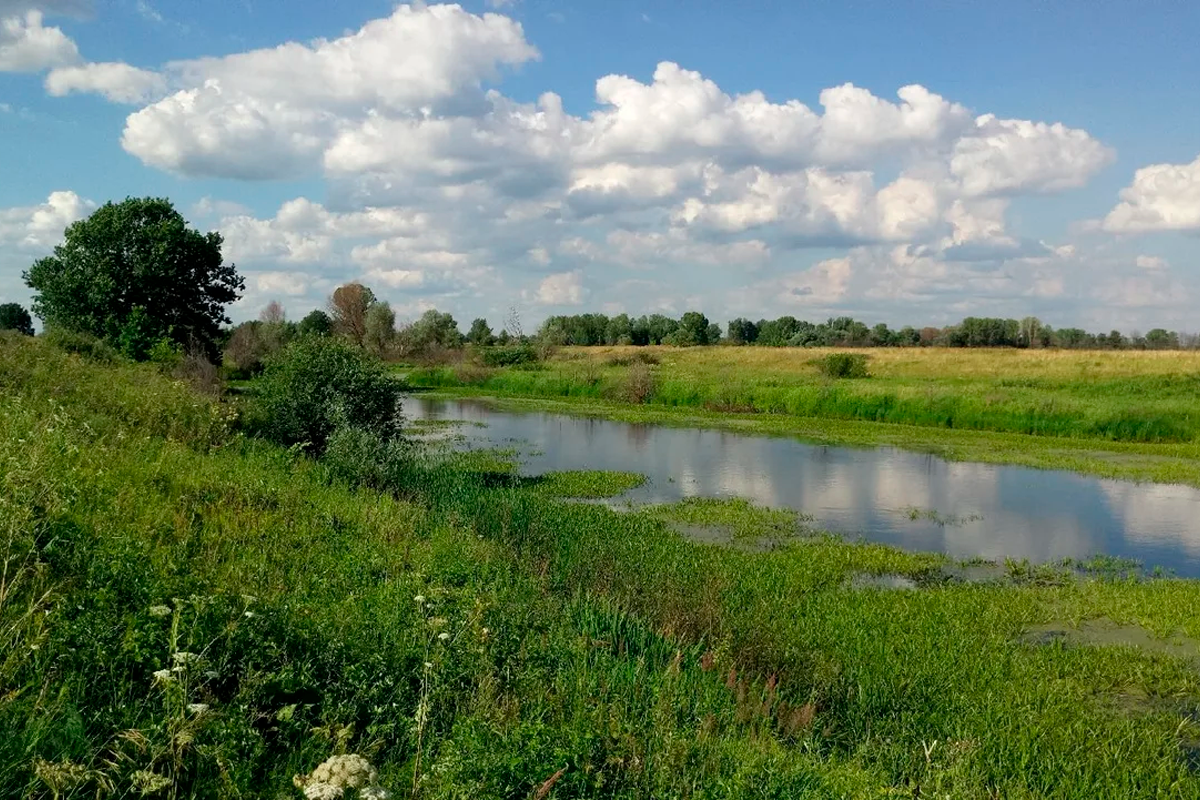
<box><xmin>407</xmin><ymin>396</ymin><xmax>1200</xmax><ymax>576</ymax></box>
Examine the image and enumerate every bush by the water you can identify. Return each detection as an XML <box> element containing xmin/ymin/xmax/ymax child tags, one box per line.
<box><xmin>624</xmin><ymin>361</ymin><xmax>656</xmax><ymax>403</ymax></box>
<box><xmin>813</xmin><ymin>352</ymin><xmax>871</xmax><ymax>379</ymax></box>
<box><xmin>249</xmin><ymin>335</ymin><xmax>404</xmax><ymax>453</ymax></box>
<box><xmin>479</xmin><ymin>344</ymin><xmax>538</xmax><ymax>367</ymax></box>
<box><xmin>320</xmin><ymin>423</ymin><xmax>416</xmax><ymax>491</ymax></box>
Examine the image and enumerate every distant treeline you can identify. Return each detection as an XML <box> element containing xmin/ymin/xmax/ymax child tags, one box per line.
<box><xmin>209</xmin><ymin>281</ymin><xmax>1200</xmax><ymax>379</ymax></box>
<box><xmin>539</xmin><ymin>312</ymin><xmax>1194</xmax><ymax>350</ymax></box>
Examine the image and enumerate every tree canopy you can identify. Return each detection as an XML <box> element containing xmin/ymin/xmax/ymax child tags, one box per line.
<box><xmin>298</xmin><ymin>309</ymin><xmax>333</xmax><ymax>337</ymax></box>
<box><xmin>466</xmin><ymin>318</ymin><xmax>495</xmax><ymax>347</ymax></box>
<box><xmin>23</xmin><ymin>197</ymin><xmax>243</xmax><ymax>359</ymax></box>
<box><xmin>0</xmin><ymin>303</ymin><xmax>34</xmax><ymax>336</ymax></box>
<box><xmin>329</xmin><ymin>283</ymin><xmax>376</xmax><ymax>346</ymax></box>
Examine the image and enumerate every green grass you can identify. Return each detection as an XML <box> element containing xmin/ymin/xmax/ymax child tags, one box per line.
<box><xmin>531</xmin><ymin>470</ymin><xmax>647</xmax><ymax>499</ymax></box>
<box><xmin>404</xmin><ymin>346</ymin><xmax>1200</xmax><ymax>481</ymax></box>
<box><xmin>646</xmin><ymin>497</ymin><xmax>812</xmax><ymax>544</ymax></box>
<box><xmin>5</xmin><ymin>333</ymin><xmax>1200</xmax><ymax>798</ymax></box>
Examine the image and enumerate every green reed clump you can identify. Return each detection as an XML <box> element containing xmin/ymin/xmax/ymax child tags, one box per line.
<box><xmin>531</xmin><ymin>470</ymin><xmax>646</xmax><ymax>498</ymax></box>
<box><xmin>812</xmin><ymin>352</ymin><xmax>871</xmax><ymax>379</ymax></box>
<box><xmin>478</xmin><ymin>344</ymin><xmax>538</xmax><ymax>367</ymax></box>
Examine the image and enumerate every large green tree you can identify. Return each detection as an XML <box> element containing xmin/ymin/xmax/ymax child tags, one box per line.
<box><xmin>466</xmin><ymin>317</ymin><xmax>495</xmax><ymax>347</ymax></box>
<box><xmin>0</xmin><ymin>303</ymin><xmax>34</xmax><ymax>336</ymax></box>
<box><xmin>23</xmin><ymin>197</ymin><xmax>243</xmax><ymax>359</ymax></box>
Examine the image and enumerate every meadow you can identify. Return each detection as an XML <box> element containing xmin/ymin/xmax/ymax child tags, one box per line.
<box><xmin>406</xmin><ymin>345</ymin><xmax>1200</xmax><ymax>486</ymax></box>
<box><xmin>5</xmin><ymin>333</ymin><xmax>1200</xmax><ymax>798</ymax></box>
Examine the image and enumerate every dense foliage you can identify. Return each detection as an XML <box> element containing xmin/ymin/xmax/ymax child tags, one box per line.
<box><xmin>23</xmin><ymin>197</ymin><xmax>243</xmax><ymax>360</ymax></box>
<box><xmin>0</xmin><ymin>302</ymin><xmax>34</xmax><ymax>335</ymax></box>
<box><xmin>248</xmin><ymin>335</ymin><xmax>404</xmax><ymax>453</ymax></box>
<box><xmin>528</xmin><ymin>312</ymin><xmax>1195</xmax><ymax>350</ymax></box>
<box><xmin>813</xmin><ymin>352</ymin><xmax>871</xmax><ymax>379</ymax></box>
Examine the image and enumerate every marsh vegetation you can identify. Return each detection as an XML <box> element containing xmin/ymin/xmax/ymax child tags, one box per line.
<box><xmin>4</xmin><ymin>332</ymin><xmax>1200</xmax><ymax>798</ymax></box>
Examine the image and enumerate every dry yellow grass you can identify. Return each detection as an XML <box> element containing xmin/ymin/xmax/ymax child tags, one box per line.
<box><xmin>557</xmin><ymin>344</ymin><xmax>1200</xmax><ymax>381</ymax></box>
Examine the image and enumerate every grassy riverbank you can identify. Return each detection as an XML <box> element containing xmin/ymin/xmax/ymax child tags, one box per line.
<box><xmin>408</xmin><ymin>345</ymin><xmax>1200</xmax><ymax>442</ymax></box>
<box><xmin>414</xmin><ymin>391</ymin><xmax>1200</xmax><ymax>487</ymax></box>
<box><xmin>5</xmin><ymin>334</ymin><xmax>1200</xmax><ymax>798</ymax></box>
<box><xmin>406</xmin><ymin>345</ymin><xmax>1200</xmax><ymax>486</ymax></box>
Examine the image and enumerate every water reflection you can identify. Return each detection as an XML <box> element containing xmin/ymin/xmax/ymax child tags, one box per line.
<box><xmin>407</xmin><ymin>397</ymin><xmax>1200</xmax><ymax>576</ymax></box>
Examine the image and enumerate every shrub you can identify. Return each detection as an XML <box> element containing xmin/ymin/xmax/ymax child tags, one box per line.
<box><xmin>223</xmin><ymin>323</ymin><xmax>270</xmax><ymax>378</ymax></box>
<box><xmin>250</xmin><ymin>336</ymin><xmax>404</xmax><ymax>453</ymax></box>
<box><xmin>480</xmin><ymin>345</ymin><xmax>538</xmax><ymax>367</ymax></box>
<box><xmin>321</xmin><ymin>424</ymin><xmax>416</xmax><ymax>492</ymax></box>
<box><xmin>172</xmin><ymin>350</ymin><xmax>222</xmax><ymax>397</ymax></box>
<box><xmin>604</xmin><ymin>351</ymin><xmax>660</xmax><ymax>367</ymax></box>
<box><xmin>813</xmin><ymin>353</ymin><xmax>871</xmax><ymax>379</ymax></box>
<box><xmin>147</xmin><ymin>337</ymin><xmax>184</xmax><ymax>369</ymax></box>
<box><xmin>452</xmin><ymin>362</ymin><xmax>496</xmax><ymax>385</ymax></box>
<box><xmin>624</xmin><ymin>362</ymin><xmax>656</xmax><ymax>403</ymax></box>
<box><xmin>43</xmin><ymin>327</ymin><xmax>121</xmax><ymax>363</ymax></box>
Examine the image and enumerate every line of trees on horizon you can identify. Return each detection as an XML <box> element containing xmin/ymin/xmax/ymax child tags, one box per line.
<box><xmin>211</xmin><ymin>283</ymin><xmax>1200</xmax><ymax>379</ymax></box>
<box><xmin>5</xmin><ymin>195</ymin><xmax>1197</xmax><ymax>365</ymax></box>
<box><xmin>492</xmin><ymin>311</ymin><xmax>1194</xmax><ymax>352</ymax></box>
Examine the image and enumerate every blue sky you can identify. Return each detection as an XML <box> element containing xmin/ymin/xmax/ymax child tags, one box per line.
<box><xmin>2</xmin><ymin>0</ymin><xmax>1198</xmax><ymax>333</ymax></box>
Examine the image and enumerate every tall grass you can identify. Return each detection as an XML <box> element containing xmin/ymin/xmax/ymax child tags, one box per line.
<box><xmin>407</xmin><ymin>345</ymin><xmax>1200</xmax><ymax>443</ymax></box>
<box><xmin>4</xmin><ymin>334</ymin><xmax>1200</xmax><ymax>798</ymax></box>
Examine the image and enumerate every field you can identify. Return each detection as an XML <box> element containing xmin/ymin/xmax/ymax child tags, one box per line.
<box><xmin>5</xmin><ymin>334</ymin><xmax>1200</xmax><ymax>798</ymax></box>
<box><xmin>407</xmin><ymin>346</ymin><xmax>1200</xmax><ymax>485</ymax></box>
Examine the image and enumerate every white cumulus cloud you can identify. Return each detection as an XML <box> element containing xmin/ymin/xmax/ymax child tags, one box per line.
<box><xmin>121</xmin><ymin>3</ymin><xmax>539</xmax><ymax>179</ymax></box>
<box><xmin>46</xmin><ymin>61</ymin><xmax>165</xmax><ymax>102</ymax></box>
<box><xmin>950</xmin><ymin>115</ymin><xmax>1114</xmax><ymax>196</ymax></box>
<box><xmin>0</xmin><ymin>189</ymin><xmax>93</xmax><ymax>249</ymax></box>
<box><xmin>0</xmin><ymin>10</ymin><xmax>79</xmax><ymax>72</ymax></box>
<box><xmin>534</xmin><ymin>271</ymin><xmax>585</xmax><ymax>305</ymax></box>
<box><xmin>1103</xmin><ymin>154</ymin><xmax>1200</xmax><ymax>233</ymax></box>
<box><xmin>19</xmin><ymin>3</ymin><xmax>1167</xmax><ymax>327</ymax></box>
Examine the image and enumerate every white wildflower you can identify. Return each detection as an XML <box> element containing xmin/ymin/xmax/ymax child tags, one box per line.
<box><xmin>413</xmin><ymin>595</ymin><xmax>426</xmax><ymax>605</ymax></box>
<box><xmin>149</xmin><ymin>605</ymin><xmax>172</xmax><ymax>618</ymax></box>
<box><xmin>204</xmin><ymin>670</ymin><xmax>219</xmax><ymax>680</ymax></box>
<box><xmin>437</xmin><ymin>632</ymin><xmax>450</xmax><ymax>642</ymax></box>
<box><xmin>361</xmin><ymin>787</ymin><xmax>391</xmax><ymax>800</ymax></box>
<box><xmin>187</xmin><ymin>703</ymin><xmax>210</xmax><ymax>715</ymax></box>
<box><xmin>424</xmin><ymin>661</ymin><xmax>433</xmax><ymax>670</ymax></box>
<box><xmin>305</xmin><ymin>754</ymin><xmax>378</xmax><ymax>790</ymax></box>
<box><xmin>172</xmin><ymin>651</ymin><xmax>200</xmax><ymax>665</ymax></box>
<box><xmin>303</xmin><ymin>783</ymin><xmax>343</xmax><ymax>800</ymax></box>
<box><xmin>244</xmin><ymin>611</ymin><xmax>257</xmax><ymax>618</ymax></box>
<box><xmin>151</xmin><ymin>669</ymin><xmax>174</xmax><ymax>683</ymax></box>
<box><xmin>241</xmin><ymin>594</ymin><xmax>258</xmax><ymax>604</ymax></box>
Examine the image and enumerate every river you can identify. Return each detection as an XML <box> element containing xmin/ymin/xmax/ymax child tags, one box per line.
<box><xmin>406</xmin><ymin>395</ymin><xmax>1200</xmax><ymax>576</ymax></box>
